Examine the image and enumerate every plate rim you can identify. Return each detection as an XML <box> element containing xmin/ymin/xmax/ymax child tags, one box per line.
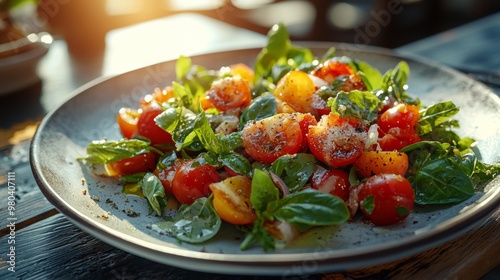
<box><xmin>30</xmin><ymin>42</ymin><xmax>500</xmax><ymax>275</ymax></box>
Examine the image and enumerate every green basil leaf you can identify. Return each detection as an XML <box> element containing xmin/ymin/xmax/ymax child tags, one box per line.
<box><xmin>80</xmin><ymin>139</ymin><xmax>150</xmax><ymax>164</ymax></box>
<box><xmin>350</xmin><ymin>59</ymin><xmax>383</xmax><ymax>91</ymax></box>
<box><xmin>140</xmin><ymin>173</ymin><xmax>167</xmax><ymax>216</ymax></box>
<box><xmin>251</xmin><ymin>169</ymin><xmax>280</xmax><ymax>215</ymax></box>
<box><xmin>239</xmin><ymin>94</ymin><xmax>277</xmax><ymax>130</ymax></box>
<box><xmin>219</xmin><ymin>153</ymin><xmax>252</xmax><ymax>177</ymax></box>
<box><xmin>165</xmin><ymin>197</ymin><xmax>221</xmax><ymax>243</ymax></box>
<box><xmin>270</xmin><ymin>153</ymin><xmax>316</xmax><ymax>193</ymax></box>
<box><xmin>267</xmin><ymin>189</ymin><xmax>349</xmax><ymax>227</ymax></box>
<box><xmin>417</xmin><ymin>101</ymin><xmax>460</xmax><ymax>135</ymax></box>
<box><xmin>175</xmin><ymin>55</ymin><xmax>192</xmax><ymax>81</ymax></box>
<box><xmin>329</xmin><ymin>90</ymin><xmax>380</xmax><ymax>123</ymax></box>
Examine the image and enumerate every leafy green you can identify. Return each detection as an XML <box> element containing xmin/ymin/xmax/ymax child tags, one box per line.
<box><xmin>417</xmin><ymin>101</ymin><xmax>460</xmax><ymax>135</ymax></box>
<box><xmin>239</xmin><ymin>94</ymin><xmax>277</xmax><ymax>130</ymax></box>
<box><xmin>349</xmin><ymin>59</ymin><xmax>383</xmax><ymax>91</ymax></box>
<box><xmin>154</xmin><ymin>107</ymin><xmax>202</xmax><ymax>151</ymax></box>
<box><xmin>380</xmin><ymin>61</ymin><xmax>420</xmax><ymax>105</ymax></box>
<box><xmin>402</xmin><ymin>142</ymin><xmax>475</xmax><ymax>204</ymax></box>
<box><xmin>192</xmin><ymin>111</ymin><xmax>251</xmax><ymax>175</ymax></box>
<box><xmin>174</xmin><ymin>56</ymin><xmax>218</xmax><ymax>112</ymax></box>
<box><xmin>159</xmin><ymin>197</ymin><xmax>221</xmax><ymax>243</ymax></box>
<box><xmin>140</xmin><ymin>173</ymin><xmax>167</xmax><ymax>216</ymax></box>
<box><xmin>267</xmin><ymin>189</ymin><xmax>349</xmax><ymax>230</ymax></box>
<box><xmin>241</xmin><ymin>169</ymin><xmax>280</xmax><ymax>251</ymax></box>
<box><xmin>253</xmin><ymin>23</ymin><xmax>314</xmax><ymax>88</ymax></box>
<box><xmin>250</xmin><ymin>169</ymin><xmax>280</xmax><ymax>214</ymax></box>
<box><xmin>270</xmin><ymin>154</ymin><xmax>316</xmax><ymax>193</ymax></box>
<box><xmin>79</xmin><ymin>139</ymin><xmax>151</xmax><ymax>164</ymax></box>
<box><xmin>329</xmin><ymin>90</ymin><xmax>380</xmax><ymax>123</ymax></box>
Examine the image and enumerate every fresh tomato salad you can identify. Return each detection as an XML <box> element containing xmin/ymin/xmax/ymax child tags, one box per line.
<box><xmin>80</xmin><ymin>24</ymin><xmax>500</xmax><ymax>251</ymax></box>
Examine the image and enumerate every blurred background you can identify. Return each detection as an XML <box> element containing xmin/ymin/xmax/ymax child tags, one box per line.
<box><xmin>29</xmin><ymin>0</ymin><xmax>500</xmax><ymax>53</ymax></box>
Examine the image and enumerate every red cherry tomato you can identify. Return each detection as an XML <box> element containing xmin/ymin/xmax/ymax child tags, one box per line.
<box><xmin>137</xmin><ymin>106</ymin><xmax>173</xmax><ymax>146</ymax></box>
<box><xmin>357</xmin><ymin>174</ymin><xmax>415</xmax><ymax>225</ymax></box>
<box><xmin>311</xmin><ymin>165</ymin><xmax>350</xmax><ymax>202</ymax></box>
<box><xmin>139</xmin><ymin>86</ymin><xmax>175</xmax><ymax>110</ymax></box>
<box><xmin>307</xmin><ymin>113</ymin><xmax>367</xmax><ymax>168</ymax></box>
<box><xmin>171</xmin><ymin>160</ymin><xmax>220</xmax><ymax>205</ymax></box>
<box><xmin>241</xmin><ymin>113</ymin><xmax>314</xmax><ymax>163</ymax></box>
<box><xmin>107</xmin><ymin>152</ymin><xmax>158</xmax><ymax>176</ymax></box>
<box><xmin>206</xmin><ymin>76</ymin><xmax>251</xmax><ymax>111</ymax></box>
<box><xmin>116</xmin><ymin>108</ymin><xmax>139</xmax><ymax>139</ymax></box>
<box><xmin>153</xmin><ymin>159</ymin><xmax>183</xmax><ymax>194</ymax></box>
<box><xmin>377</xmin><ymin>103</ymin><xmax>421</xmax><ymax>151</ymax></box>
<box><xmin>310</xmin><ymin>59</ymin><xmax>366</xmax><ymax>91</ymax></box>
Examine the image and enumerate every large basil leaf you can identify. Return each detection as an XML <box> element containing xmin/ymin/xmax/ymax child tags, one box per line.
<box><xmin>81</xmin><ymin>139</ymin><xmax>150</xmax><ymax>164</ymax></box>
<box><xmin>267</xmin><ymin>189</ymin><xmax>349</xmax><ymax>228</ymax></box>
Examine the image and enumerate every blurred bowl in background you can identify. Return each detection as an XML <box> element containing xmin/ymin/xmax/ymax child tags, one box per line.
<box><xmin>0</xmin><ymin>31</ymin><xmax>52</xmax><ymax>95</ymax></box>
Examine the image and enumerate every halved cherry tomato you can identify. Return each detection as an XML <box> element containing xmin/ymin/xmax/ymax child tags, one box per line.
<box><xmin>377</xmin><ymin>103</ymin><xmax>421</xmax><ymax>151</ymax></box>
<box><xmin>116</xmin><ymin>107</ymin><xmax>139</xmax><ymax>139</ymax></box>
<box><xmin>310</xmin><ymin>59</ymin><xmax>366</xmax><ymax>91</ymax></box>
<box><xmin>228</xmin><ymin>63</ymin><xmax>254</xmax><ymax>83</ymax></box>
<box><xmin>206</xmin><ymin>76</ymin><xmax>251</xmax><ymax>112</ymax></box>
<box><xmin>353</xmin><ymin>150</ymin><xmax>409</xmax><ymax>178</ymax></box>
<box><xmin>137</xmin><ymin>106</ymin><xmax>173</xmax><ymax>146</ymax></box>
<box><xmin>311</xmin><ymin>165</ymin><xmax>350</xmax><ymax>202</ymax></box>
<box><xmin>274</xmin><ymin>70</ymin><xmax>316</xmax><ymax>113</ymax></box>
<box><xmin>139</xmin><ymin>86</ymin><xmax>175</xmax><ymax>110</ymax></box>
<box><xmin>153</xmin><ymin>159</ymin><xmax>183</xmax><ymax>194</ymax></box>
<box><xmin>357</xmin><ymin>174</ymin><xmax>414</xmax><ymax>225</ymax></box>
<box><xmin>210</xmin><ymin>175</ymin><xmax>257</xmax><ymax>225</ymax></box>
<box><xmin>241</xmin><ymin>113</ymin><xmax>315</xmax><ymax>163</ymax></box>
<box><xmin>106</xmin><ymin>151</ymin><xmax>158</xmax><ymax>176</ymax></box>
<box><xmin>307</xmin><ymin>113</ymin><xmax>367</xmax><ymax>168</ymax></box>
<box><xmin>171</xmin><ymin>160</ymin><xmax>220</xmax><ymax>205</ymax></box>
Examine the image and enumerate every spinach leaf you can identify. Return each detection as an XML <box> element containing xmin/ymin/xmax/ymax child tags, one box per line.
<box><xmin>80</xmin><ymin>139</ymin><xmax>150</xmax><ymax>164</ymax></box>
<box><xmin>411</xmin><ymin>158</ymin><xmax>474</xmax><ymax>204</ymax></box>
<box><xmin>140</xmin><ymin>173</ymin><xmax>167</xmax><ymax>216</ymax></box>
<box><xmin>402</xmin><ymin>141</ymin><xmax>475</xmax><ymax>204</ymax></box>
<box><xmin>329</xmin><ymin>90</ymin><xmax>380</xmax><ymax>123</ymax></box>
<box><xmin>160</xmin><ymin>197</ymin><xmax>221</xmax><ymax>243</ymax></box>
<box><xmin>270</xmin><ymin>154</ymin><xmax>316</xmax><ymax>193</ymax></box>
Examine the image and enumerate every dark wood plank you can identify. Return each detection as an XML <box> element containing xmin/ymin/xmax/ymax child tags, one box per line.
<box><xmin>1</xmin><ymin>209</ymin><xmax>498</xmax><ymax>279</ymax></box>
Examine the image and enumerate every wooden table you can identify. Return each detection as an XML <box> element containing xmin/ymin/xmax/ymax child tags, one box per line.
<box><xmin>1</xmin><ymin>12</ymin><xmax>499</xmax><ymax>280</ymax></box>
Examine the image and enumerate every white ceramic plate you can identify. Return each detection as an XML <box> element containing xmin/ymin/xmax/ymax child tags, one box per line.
<box><xmin>31</xmin><ymin>43</ymin><xmax>500</xmax><ymax>276</ymax></box>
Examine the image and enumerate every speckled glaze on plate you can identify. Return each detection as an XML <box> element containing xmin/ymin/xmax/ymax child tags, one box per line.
<box><xmin>30</xmin><ymin>43</ymin><xmax>500</xmax><ymax>276</ymax></box>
